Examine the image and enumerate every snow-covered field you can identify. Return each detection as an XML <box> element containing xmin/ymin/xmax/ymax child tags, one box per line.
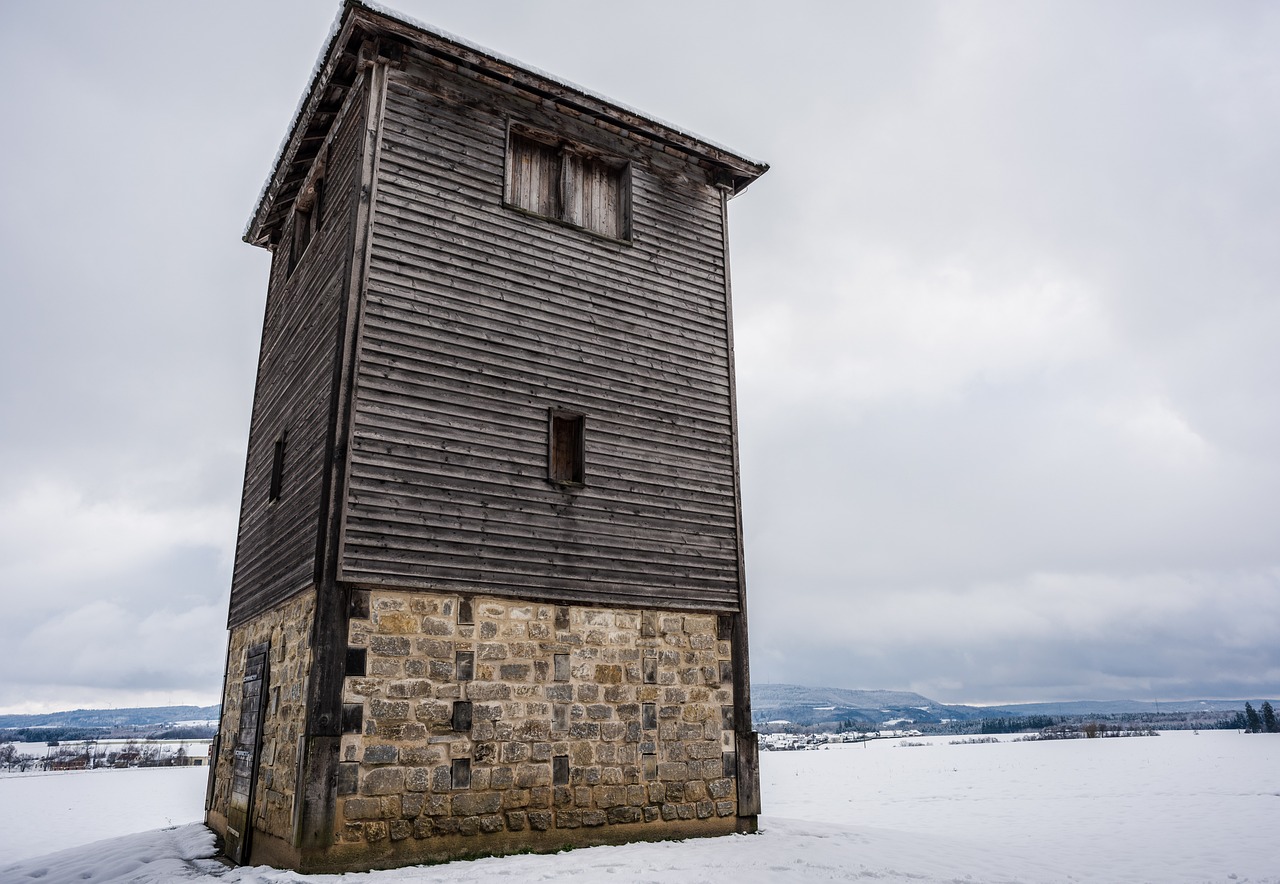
<box><xmin>1</xmin><ymin>730</ymin><xmax>1275</xmax><ymax>883</ymax></box>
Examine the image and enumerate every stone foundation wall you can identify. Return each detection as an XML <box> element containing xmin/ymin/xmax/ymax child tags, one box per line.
<box><xmin>208</xmin><ymin>588</ymin><xmax>315</xmax><ymax>842</ymax></box>
<box><xmin>335</xmin><ymin>590</ymin><xmax>740</xmax><ymax>859</ymax></box>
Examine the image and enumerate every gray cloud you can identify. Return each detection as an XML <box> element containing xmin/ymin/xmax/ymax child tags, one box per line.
<box><xmin>1</xmin><ymin>1</ymin><xmax>1276</xmax><ymax>712</ymax></box>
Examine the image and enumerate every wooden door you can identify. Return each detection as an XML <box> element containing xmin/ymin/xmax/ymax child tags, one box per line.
<box><xmin>225</xmin><ymin>642</ymin><xmax>270</xmax><ymax>865</ymax></box>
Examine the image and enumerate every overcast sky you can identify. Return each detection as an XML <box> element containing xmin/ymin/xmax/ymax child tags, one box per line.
<box><xmin>1</xmin><ymin>1</ymin><xmax>1276</xmax><ymax>714</ymax></box>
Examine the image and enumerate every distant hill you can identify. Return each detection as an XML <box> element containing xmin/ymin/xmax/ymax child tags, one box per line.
<box><xmin>750</xmin><ymin>683</ymin><xmax>983</xmax><ymax>728</ymax></box>
<box><xmin>0</xmin><ymin>705</ymin><xmax>221</xmax><ymax>730</ymax></box>
<box><xmin>2</xmin><ymin>692</ymin><xmax>1265</xmax><ymax>738</ymax></box>
<box><xmin>973</xmin><ymin>698</ymin><xmax>1260</xmax><ymax>717</ymax></box>
<box><xmin>749</xmin><ymin>684</ymin><xmax>1263</xmax><ymax>730</ymax></box>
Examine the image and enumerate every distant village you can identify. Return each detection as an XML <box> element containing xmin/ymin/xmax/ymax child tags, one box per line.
<box><xmin>0</xmin><ymin>737</ymin><xmax>212</xmax><ymax>772</ymax></box>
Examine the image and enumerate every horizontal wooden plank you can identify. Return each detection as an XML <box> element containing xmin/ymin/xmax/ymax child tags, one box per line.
<box><xmin>375</xmin><ymin>112</ymin><xmax>729</xmax><ymax>272</ymax></box>
<box><xmin>340</xmin><ymin>549</ymin><xmax>736</xmax><ymax>599</ymax></box>
<box><xmin>382</xmin><ymin>71</ymin><xmax>730</xmax><ymax>237</ymax></box>
<box><xmin>345</xmin><ymin>447</ymin><xmax>738</xmax><ymax>517</ymax></box>
<box><xmin>344</xmin><ymin>472</ymin><xmax>735</xmax><ymax>538</ymax></box>
<box><xmin>376</xmin><ymin>85</ymin><xmax>726</xmax><ymax>267</ymax></box>
<box><xmin>350</xmin><ymin>352</ymin><xmax>733</xmax><ymax>439</ymax></box>
<box><xmin>348</xmin><ymin>392</ymin><xmax>738</xmax><ymax>479</ymax></box>
<box><xmin>342</xmin><ymin>520</ymin><xmax>735</xmax><ymax>577</ymax></box>
<box><xmin>355</xmin><ymin>321</ymin><xmax>733</xmax><ymax>427</ymax></box>
<box><xmin>363</xmin><ymin>255</ymin><xmax>727</xmax><ymax>376</ymax></box>
<box><xmin>369</xmin><ymin>184</ymin><xmax>728</xmax><ymax>336</ymax></box>
<box><xmin>372</xmin><ymin>156</ymin><xmax>728</xmax><ymax>313</ymax></box>
<box><xmin>363</xmin><ymin>287</ymin><xmax>730</xmax><ymax>394</ymax></box>
<box><xmin>343</xmin><ymin>569</ymin><xmax>740</xmax><ymax>613</ymax></box>
<box><xmin>367</xmin><ymin>192</ymin><xmax>726</xmax><ymax>333</ymax></box>
<box><xmin>342</xmin><ymin>496</ymin><xmax>734</xmax><ymax>552</ymax></box>
<box><xmin>359</xmin><ymin>297</ymin><xmax>729</xmax><ymax>403</ymax></box>
<box><xmin>348</xmin><ymin>411</ymin><xmax>737</xmax><ymax>496</ymax></box>
<box><xmin>346</xmin><ymin>383</ymin><xmax>728</xmax><ymax>466</ymax></box>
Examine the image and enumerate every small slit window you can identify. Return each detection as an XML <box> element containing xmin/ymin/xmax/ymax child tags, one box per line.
<box><xmin>506</xmin><ymin>129</ymin><xmax>629</xmax><ymax>240</ymax></box>
<box><xmin>548</xmin><ymin>410</ymin><xmax>585</xmax><ymax>486</ymax></box>
<box><xmin>268</xmin><ymin>431</ymin><xmax>287</xmax><ymax>502</ymax></box>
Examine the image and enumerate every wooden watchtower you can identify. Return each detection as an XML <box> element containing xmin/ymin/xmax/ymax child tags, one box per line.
<box><xmin>206</xmin><ymin>1</ymin><xmax>767</xmax><ymax>871</ymax></box>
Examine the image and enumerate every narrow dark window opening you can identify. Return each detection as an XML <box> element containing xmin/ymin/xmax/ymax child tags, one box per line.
<box><xmin>451</xmin><ymin>757</ymin><xmax>471</xmax><ymax>789</ymax></box>
<box><xmin>349</xmin><ymin>590</ymin><xmax>371</xmax><ymax>619</ymax></box>
<box><xmin>341</xmin><ymin>703</ymin><xmax>363</xmax><ymax>735</ymax></box>
<box><xmin>548</xmin><ymin>410</ymin><xmax>585</xmax><ymax>486</ymax></box>
<box><xmin>336</xmin><ymin>761</ymin><xmax>358</xmax><ymax>796</ymax></box>
<box><xmin>312</xmin><ymin>177</ymin><xmax>325</xmax><ymax>229</ymax></box>
<box><xmin>456</xmin><ymin>651</ymin><xmax>475</xmax><ymax>682</ymax></box>
<box><xmin>553</xmin><ymin>755</ymin><xmax>570</xmax><ymax>786</ymax></box>
<box><xmin>452</xmin><ymin>700</ymin><xmax>473</xmax><ymax>732</ymax></box>
<box><xmin>268</xmin><ymin>431</ymin><xmax>287</xmax><ymax>502</ymax></box>
<box><xmin>345</xmin><ymin>648</ymin><xmax>367</xmax><ymax>677</ymax></box>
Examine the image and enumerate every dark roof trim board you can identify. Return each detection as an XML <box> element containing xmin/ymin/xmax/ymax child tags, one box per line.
<box><xmin>245</xmin><ymin>0</ymin><xmax>769</xmax><ymax>248</ymax></box>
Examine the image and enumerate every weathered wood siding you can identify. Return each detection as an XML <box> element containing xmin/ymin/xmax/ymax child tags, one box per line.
<box><xmin>227</xmin><ymin>83</ymin><xmax>369</xmax><ymax>626</ymax></box>
<box><xmin>338</xmin><ymin>56</ymin><xmax>741</xmax><ymax>612</ymax></box>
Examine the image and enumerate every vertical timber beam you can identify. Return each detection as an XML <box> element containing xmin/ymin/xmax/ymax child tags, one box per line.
<box><xmin>717</xmin><ymin>183</ymin><xmax>761</xmax><ymax>822</ymax></box>
<box><xmin>295</xmin><ymin>49</ymin><xmax>391</xmax><ymax>854</ymax></box>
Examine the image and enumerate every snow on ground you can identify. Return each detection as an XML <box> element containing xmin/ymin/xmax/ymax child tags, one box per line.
<box><xmin>0</xmin><ymin>766</ymin><xmax>209</xmax><ymax>861</ymax></box>
<box><xmin>1</xmin><ymin>730</ymin><xmax>1276</xmax><ymax>883</ymax></box>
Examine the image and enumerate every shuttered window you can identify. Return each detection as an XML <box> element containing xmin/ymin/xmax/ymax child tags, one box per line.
<box><xmin>507</xmin><ymin>130</ymin><xmax>628</xmax><ymax>240</ymax></box>
<box><xmin>507</xmin><ymin>132</ymin><xmax>562</xmax><ymax>220</ymax></box>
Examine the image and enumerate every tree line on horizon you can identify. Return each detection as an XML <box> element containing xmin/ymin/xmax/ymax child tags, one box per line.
<box><xmin>1228</xmin><ymin>701</ymin><xmax>1279</xmax><ymax>734</ymax></box>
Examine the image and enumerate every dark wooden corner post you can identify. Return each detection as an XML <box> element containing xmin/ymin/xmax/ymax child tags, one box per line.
<box><xmin>295</xmin><ymin>43</ymin><xmax>391</xmax><ymax>856</ymax></box>
<box><xmin>718</xmin><ymin>182</ymin><xmax>761</xmax><ymax>823</ymax></box>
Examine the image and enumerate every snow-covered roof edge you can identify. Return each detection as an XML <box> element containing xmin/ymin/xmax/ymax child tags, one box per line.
<box><xmin>245</xmin><ymin>0</ymin><xmax>769</xmax><ymax>246</ymax></box>
<box><xmin>356</xmin><ymin>0</ymin><xmax>768</xmax><ymax>167</ymax></box>
<box><xmin>243</xmin><ymin>2</ymin><xmax>348</xmax><ymax>245</ymax></box>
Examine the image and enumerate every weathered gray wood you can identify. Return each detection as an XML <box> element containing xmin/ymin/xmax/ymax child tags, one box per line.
<box><xmin>345</xmin><ymin>418</ymin><xmax>737</xmax><ymax>493</ymax></box>
<box><xmin>227</xmin><ymin>78</ymin><xmax>368</xmax><ymax>626</ymax></box>
<box><xmin>226</xmin><ymin>642</ymin><xmax>270</xmax><ymax>864</ymax></box>
<box><xmin>348</xmin><ymin>388</ymin><xmax>735</xmax><ymax>470</ymax></box>
<box><xmin>716</xmin><ymin>184</ymin><xmax>760</xmax><ymax>820</ymax></box>
<box><xmin>328</xmin><ymin>59</ymin><xmax>748</xmax><ymax>612</ymax></box>
<box><xmin>375</xmin><ymin>144</ymin><xmax>729</xmax><ymax>293</ymax></box>
<box><xmin>297</xmin><ymin>59</ymin><xmax>391</xmax><ymax>854</ymax></box>
<box><xmin>352</xmin><ymin>331</ymin><xmax>734</xmax><ymax>431</ymax></box>
<box><xmin>376</xmin><ymin>84</ymin><xmax>730</xmax><ymax>286</ymax></box>
<box><xmin>367</xmin><ymin>196</ymin><xmax>730</xmax><ymax>334</ymax></box>
<box><xmin>380</xmin><ymin>41</ymin><xmax>766</xmax><ymax>196</ymax></box>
